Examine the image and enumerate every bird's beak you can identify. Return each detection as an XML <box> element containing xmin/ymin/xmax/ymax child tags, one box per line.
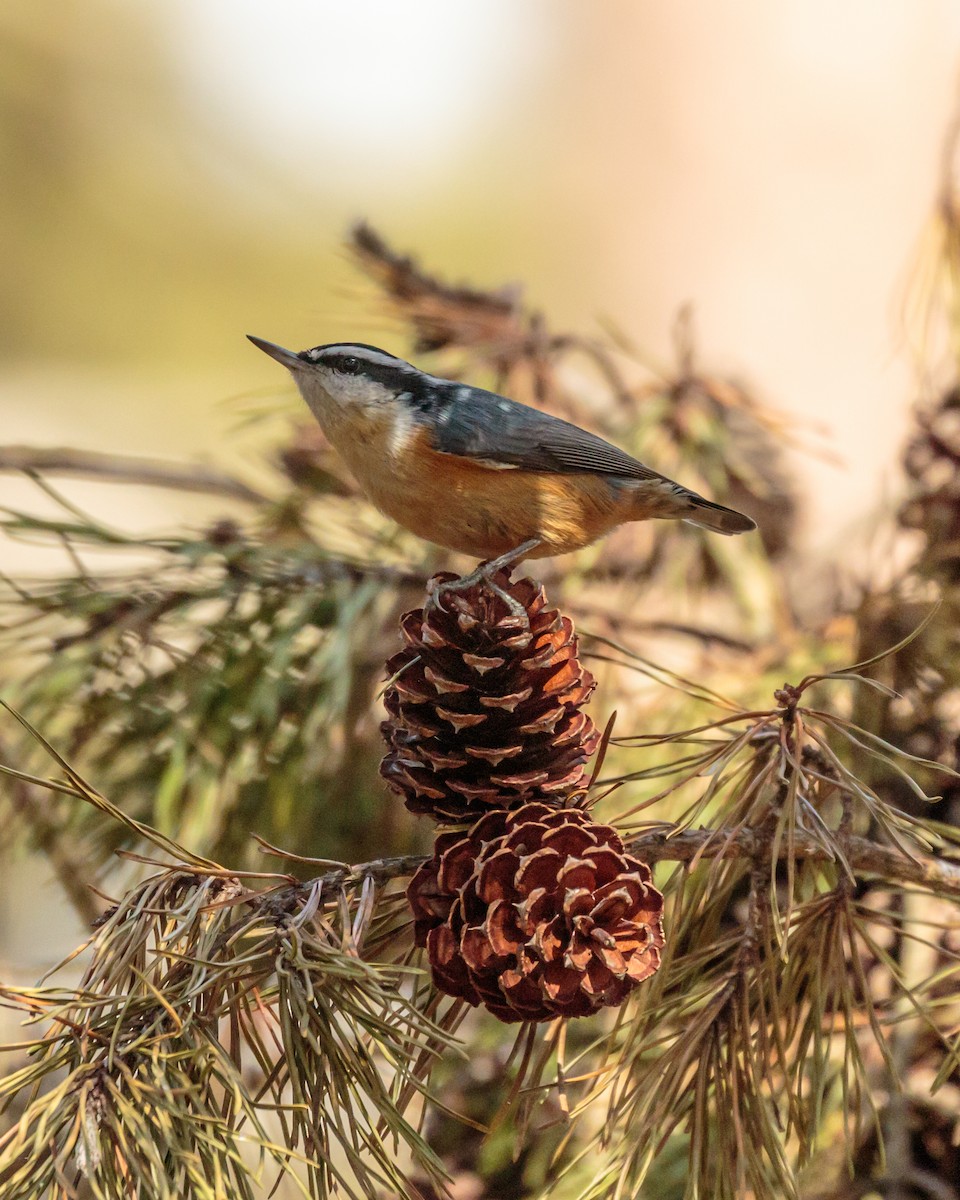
<box><xmin>246</xmin><ymin>335</ymin><xmax>303</xmax><ymax>370</ymax></box>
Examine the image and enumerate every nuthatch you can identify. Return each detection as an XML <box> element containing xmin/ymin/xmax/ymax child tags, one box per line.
<box><xmin>247</xmin><ymin>337</ymin><xmax>756</xmax><ymax>583</ymax></box>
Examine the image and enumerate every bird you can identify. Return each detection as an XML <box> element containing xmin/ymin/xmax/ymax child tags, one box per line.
<box><xmin>247</xmin><ymin>336</ymin><xmax>755</xmax><ymax>598</ymax></box>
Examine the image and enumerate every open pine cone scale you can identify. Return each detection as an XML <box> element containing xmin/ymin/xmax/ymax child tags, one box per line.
<box><xmin>408</xmin><ymin>804</ymin><xmax>664</xmax><ymax>1023</ymax></box>
<box><xmin>381</xmin><ymin>571</ymin><xmax>599</xmax><ymax>821</ymax></box>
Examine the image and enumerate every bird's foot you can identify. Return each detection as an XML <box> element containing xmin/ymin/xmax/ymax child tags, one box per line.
<box><xmin>428</xmin><ymin>538</ymin><xmax>542</xmax><ymax>626</ymax></box>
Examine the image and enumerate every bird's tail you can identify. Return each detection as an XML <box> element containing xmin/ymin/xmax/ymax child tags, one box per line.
<box><xmin>682</xmin><ymin>494</ymin><xmax>756</xmax><ymax>536</ymax></box>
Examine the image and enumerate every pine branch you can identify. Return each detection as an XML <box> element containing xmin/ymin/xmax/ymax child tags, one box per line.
<box><xmin>0</xmin><ymin>732</ymin><xmax>103</xmax><ymax>926</ymax></box>
<box><xmin>313</xmin><ymin>827</ymin><xmax>960</xmax><ymax>901</ymax></box>
<box><xmin>0</xmin><ymin>445</ymin><xmax>268</xmax><ymax>504</ymax></box>
<box><xmin>632</xmin><ymin>826</ymin><xmax>960</xmax><ymax>892</ymax></box>
<box><xmin>0</xmin><ymin>864</ymin><xmax>457</xmax><ymax>1200</ymax></box>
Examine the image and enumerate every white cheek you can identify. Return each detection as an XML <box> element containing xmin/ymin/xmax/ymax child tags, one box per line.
<box><xmin>335</xmin><ymin>375</ymin><xmax>383</xmax><ymax>405</ymax></box>
<box><xmin>295</xmin><ymin>372</ymin><xmax>381</xmax><ymax>416</ymax></box>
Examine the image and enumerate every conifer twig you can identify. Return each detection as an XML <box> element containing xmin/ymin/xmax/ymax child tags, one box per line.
<box><xmin>0</xmin><ymin>445</ymin><xmax>267</xmax><ymax>504</ymax></box>
<box><xmin>631</xmin><ymin>826</ymin><xmax>960</xmax><ymax>893</ymax></box>
<box><xmin>329</xmin><ymin>828</ymin><xmax>960</xmax><ymax>900</ymax></box>
<box><xmin>0</xmin><ymin>732</ymin><xmax>102</xmax><ymax>926</ymax></box>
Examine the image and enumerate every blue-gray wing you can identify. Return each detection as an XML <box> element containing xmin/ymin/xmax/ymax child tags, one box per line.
<box><xmin>430</xmin><ymin>387</ymin><xmax>664</xmax><ymax>481</ymax></box>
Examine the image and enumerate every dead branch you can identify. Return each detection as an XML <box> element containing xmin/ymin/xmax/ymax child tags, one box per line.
<box><xmin>325</xmin><ymin>827</ymin><xmax>960</xmax><ymax>901</ymax></box>
<box><xmin>0</xmin><ymin>446</ymin><xmax>267</xmax><ymax>505</ymax></box>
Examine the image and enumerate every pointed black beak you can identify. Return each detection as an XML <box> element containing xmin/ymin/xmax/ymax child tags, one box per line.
<box><xmin>246</xmin><ymin>335</ymin><xmax>303</xmax><ymax>369</ymax></box>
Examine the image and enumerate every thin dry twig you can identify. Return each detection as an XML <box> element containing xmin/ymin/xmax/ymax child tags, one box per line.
<box><xmin>0</xmin><ymin>445</ymin><xmax>267</xmax><ymax>504</ymax></box>
<box><xmin>322</xmin><ymin>827</ymin><xmax>960</xmax><ymax>901</ymax></box>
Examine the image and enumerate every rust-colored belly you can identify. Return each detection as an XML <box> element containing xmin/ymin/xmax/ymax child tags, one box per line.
<box><xmin>324</xmin><ymin>414</ymin><xmax>631</xmax><ymax>559</ymax></box>
<box><xmin>388</xmin><ymin>452</ymin><xmax>628</xmax><ymax>558</ymax></box>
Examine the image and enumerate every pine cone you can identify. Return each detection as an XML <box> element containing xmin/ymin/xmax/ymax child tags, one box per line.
<box><xmin>408</xmin><ymin>803</ymin><xmax>664</xmax><ymax>1023</ymax></box>
<box><xmin>380</xmin><ymin>570</ymin><xmax>599</xmax><ymax>822</ymax></box>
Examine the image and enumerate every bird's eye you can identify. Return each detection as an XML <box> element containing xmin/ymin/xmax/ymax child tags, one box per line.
<box><xmin>339</xmin><ymin>356</ymin><xmax>360</xmax><ymax>375</ymax></box>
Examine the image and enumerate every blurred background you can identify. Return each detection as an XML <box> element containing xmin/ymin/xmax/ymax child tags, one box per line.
<box><xmin>5</xmin><ymin>0</ymin><xmax>960</xmax><ymax>552</ymax></box>
<box><xmin>4</xmin><ymin>2</ymin><xmax>960</xmax><ymax>1194</ymax></box>
<box><xmin>3</xmin><ymin>0</ymin><xmax>960</xmax><ymax>1014</ymax></box>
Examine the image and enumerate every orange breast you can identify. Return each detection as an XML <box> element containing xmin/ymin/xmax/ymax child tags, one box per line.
<box><xmin>335</xmin><ymin>417</ymin><xmax>632</xmax><ymax>557</ymax></box>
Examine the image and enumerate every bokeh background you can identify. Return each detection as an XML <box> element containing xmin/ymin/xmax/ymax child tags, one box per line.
<box><xmin>4</xmin><ymin>3</ymin><xmax>960</xmax><ymax>1183</ymax></box>
<box><xmin>9</xmin><ymin>2</ymin><xmax>960</xmax><ymax>1190</ymax></box>
<box><xmin>6</xmin><ymin>1</ymin><xmax>960</xmax><ymax>554</ymax></box>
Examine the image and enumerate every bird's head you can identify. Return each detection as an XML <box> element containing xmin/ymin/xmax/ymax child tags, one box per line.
<box><xmin>247</xmin><ymin>336</ymin><xmax>420</xmax><ymax>417</ymax></box>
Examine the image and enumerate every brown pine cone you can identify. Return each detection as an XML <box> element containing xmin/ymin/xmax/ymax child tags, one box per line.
<box><xmin>380</xmin><ymin>570</ymin><xmax>599</xmax><ymax>822</ymax></box>
<box><xmin>408</xmin><ymin>803</ymin><xmax>664</xmax><ymax>1023</ymax></box>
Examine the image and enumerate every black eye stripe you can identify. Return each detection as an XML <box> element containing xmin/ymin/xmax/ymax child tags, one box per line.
<box><xmin>299</xmin><ymin>351</ymin><xmax>421</xmax><ymax>391</ymax></box>
<box><xmin>295</xmin><ymin>343</ymin><xmax>434</xmax><ymax>396</ymax></box>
